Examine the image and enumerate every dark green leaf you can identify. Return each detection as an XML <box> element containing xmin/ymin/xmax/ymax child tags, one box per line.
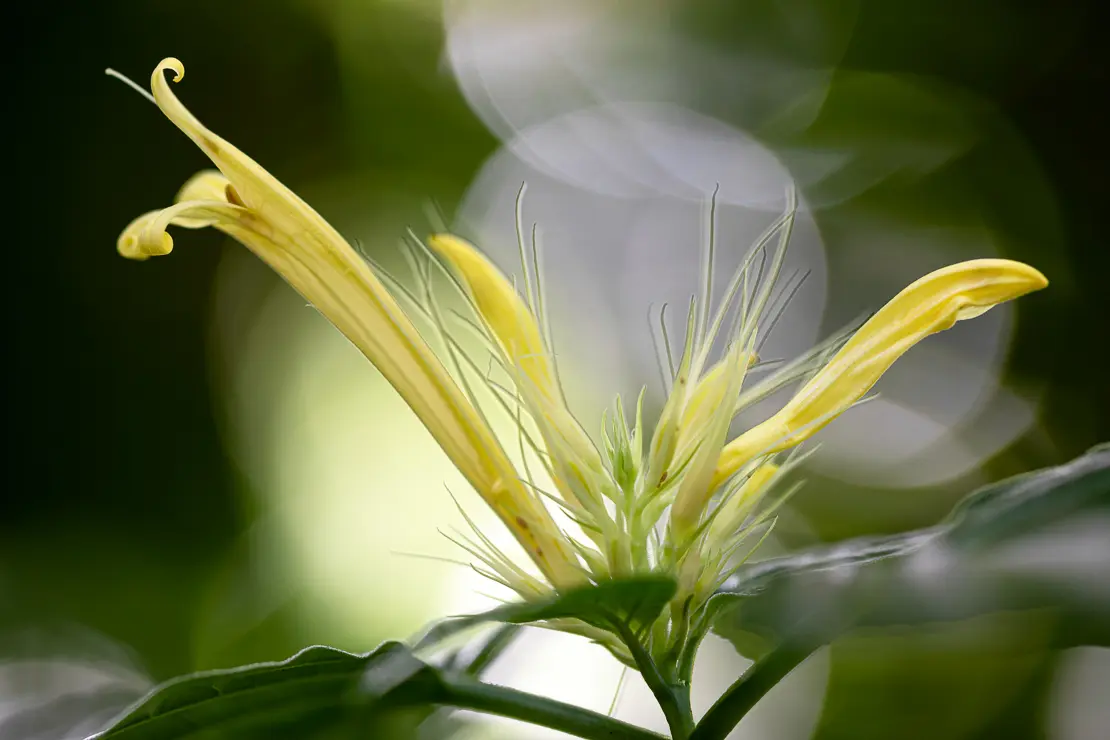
<box><xmin>89</xmin><ymin>596</ymin><xmax>545</xmax><ymax>740</ymax></box>
<box><xmin>712</xmin><ymin>445</ymin><xmax>1110</xmax><ymax>657</ymax></box>
<box><xmin>88</xmin><ymin>636</ymin><xmax>664</xmax><ymax>740</ymax></box>
<box><xmin>416</xmin><ymin>575</ymin><xmax>678</xmax><ymax>650</ymax></box>
<box><xmin>87</xmin><ymin>642</ymin><xmax>434</xmax><ymax>740</ymax></box>
<box><xmin>87</xmin><ymin>615</ymin><xmax>658</xmax><ymax>740</ymax></box>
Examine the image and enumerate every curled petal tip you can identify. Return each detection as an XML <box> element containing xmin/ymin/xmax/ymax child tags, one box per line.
<box><xmin>116</xmin><ymin>239</ymin><xmax>149</xmax><ymax>261</ymax></box>
<box><xmin>117</xmin><ymin>213</ymin><xmax>173</xmax><ymax>261</ymax></box>
<box><xmin>156</xmin><ymin>57</ymin><xmax>185</xmax><ymax>83</ymax></box>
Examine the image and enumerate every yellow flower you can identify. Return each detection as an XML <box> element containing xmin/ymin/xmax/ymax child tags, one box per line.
<box><xmin>117</xmin><ymin>58</ymin><xmax>583</xmax><ymax>590</ymax></box>
<box><xmin>113</xmin><ymin>58</ymin><xmax>1052</xmax><ymax>668</ymax></box>
<box><xmin>713</xmin><ymin>259</ymin><xmax>1048</xmax><ymax>486</ymax></box>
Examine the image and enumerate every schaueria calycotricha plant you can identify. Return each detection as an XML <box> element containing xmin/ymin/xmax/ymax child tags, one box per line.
<box><xmin>114</xmin><ymin>59</ymin><xmax>1048</xmax><ymax>739</ymax></box>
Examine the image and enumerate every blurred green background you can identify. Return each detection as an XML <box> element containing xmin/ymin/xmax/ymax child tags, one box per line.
<box><xmin>6</xmin><ymin>1</ymin><xmax>1109</xmax><ymax>738</ymax></box>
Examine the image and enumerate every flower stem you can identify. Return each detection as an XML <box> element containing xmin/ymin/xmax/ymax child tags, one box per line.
<box><xmin>688</xmin><ymin>640</ymin><xmax>818</xmax><ymax>740</ymax></box>
<box><xmin>609</xmin><ymin>618</ymin><xmax>695</xmax><ymax>739</ymax></box>
<box><xmin>427</xmin><ymin>674</ymin><xmax>667</xmax><ymax>740</ymax></box>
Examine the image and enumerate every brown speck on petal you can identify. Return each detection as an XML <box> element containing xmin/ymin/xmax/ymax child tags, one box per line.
<box><xmin>225</xmin><ymin>184</ymin><xmax>244</xmax><ymax>207</ymax></box>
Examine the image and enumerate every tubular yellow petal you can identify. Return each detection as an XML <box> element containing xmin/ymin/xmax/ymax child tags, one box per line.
<box><xmin>715</xmin><ymin>259</ymin><xmax>1047</xmax><ymax>484</ymax></box>
<box><xmin>119</xmin><ymin>59</ymin><xmax>584</xmax><ymax>589</ymax></box>
<box><xmin>706</xmin><ymin>463</ymin><xmax>778</xmax><ymax>546</ymax></box>
<box><xmin>674</xmin><ymin>351</ymin><xmax>757</xmax><ymax>460</ymax></box>
<box><xmin>645</xmin><ymin>387</ymin><xmax>682</xmax><ymax>490</ymax></box>
<box><xmin>669</xmin><ymin>343</ymin><xmax>752</xmax><ymax>541</ymax></box>
<box><xmin>428</xmin><ymin>233</ymin><xmax>605</xmax><ymax>483</ymax></box>
<box><xmin>427</xmin><ymin>233</ymin><xmax>554</xmax><ymax>400</ymax></box>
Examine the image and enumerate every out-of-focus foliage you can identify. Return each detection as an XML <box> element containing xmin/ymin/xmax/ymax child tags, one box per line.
<box><xmin>713</xmin><ymin>445</ymin><xmax>1110</xmax><ymax>658</ymax></box>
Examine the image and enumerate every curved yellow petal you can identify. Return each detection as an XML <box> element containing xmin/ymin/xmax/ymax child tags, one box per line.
<box><xmin>118</xmin><ymin>199</ymin><xmax>245</xmax><ymax>260</ymax></box>
<box><xmin>706</xmin><ymin>463</ymin><xmax>778</xmax><ymax>546</ymax></box>
<box><xmin>669</xmin><ymin>343</ymin><xmax>752</xmax><ymax>541</ymax></box>
<box><xmin>147</xmin><ymin>59</ymin><xmax>328</xmax><ymax>241</ymax></box>
<box><xmin>174</xmin><ymin>169</ymin><xmax>235</xmax><ymax>213</ymax></box>
<box><xmin>428</xmin><ymin>232</ymin><xmax>604</xmax><ymax>484</ymax></box>
<box><xmin>118</xmin><ymin>59</ymin><xmax>584</xmax><ymax>589</ymax></box>
<box><xmin>715</xmin><ymin>259</ymin><xmax>1048</xmax><ymax>484</ymax></box>
<box><xmin>426</xmin><ymin>234</ymin><xmax>554</xmax><ymax>399</ymax></box>
<box><xmin>674</xmin><ymin>351</ymin><xmax>757</xmax><ymax>461</ymax></box>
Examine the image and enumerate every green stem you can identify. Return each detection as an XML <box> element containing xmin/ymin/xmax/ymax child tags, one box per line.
<box><xmin>669</xmin><ymin>681</ymin><xmax>694</xmax><ymax>737</ymax></box>
<box><xmin>424</xmin><ymin>675</ymin><xmax>667</xmax><ymax>740</ymax></box>
<box><xmin>689</xmin><ymin>640</ymin><xmax>818</xmax><ymax>740</ymax></box>
<box><xmin>677</xmin><ymin>618</ymin><xmax>707</xmax><ymax>684</ymax></box>
<box><xmin>610</xmin><ymin>619</ymin><xmax>695</xmax><ymax>739</ymax></box>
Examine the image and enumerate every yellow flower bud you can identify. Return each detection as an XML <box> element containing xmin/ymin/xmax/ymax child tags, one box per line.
<box><xmin>673</xmin><ymin>351</ymin><xmax>757</xmax><ymax>461</ymax></box>
<box><xmin>669</xmin><ymin>343</ymin><xmax>752</xmax><ymax>542</ymax></box>
<box><xmin>426</xmin><ymin>234</ymin><xmax>555</xmax><ymax>401</ymax></box>
<box><xmin>427</xmin><ymin>233</ymin><xmax>606</xmax><ymax>500</ymax></box>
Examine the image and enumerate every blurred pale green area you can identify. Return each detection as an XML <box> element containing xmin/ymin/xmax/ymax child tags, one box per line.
<box><xmin>5</xmin><ymin>0</ymin><xmax>1109</xmax><ymax>738</ymax></box>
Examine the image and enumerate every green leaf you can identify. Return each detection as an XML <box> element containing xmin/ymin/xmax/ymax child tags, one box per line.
<box><xmin>88</xmin><ymin>637</ymin><xmax>665</xmax><ymax>740</ymax></box>
<box><xmin>416</xmin><ymin>575</ymin><xmax>678</xmax><ymax>650</ymax></box>
<box><xmin>87</xmin><ymin>580</ymin><xmax>681</xmax><ymax>739</ymax></box>
<box><xmin>711</xmin><ymin>445</ymin><xmax>1110</xmax><ymax>657</ymax></box>
<box><xmin>87</xmin><ymin>641</ymin><xmax>482</xmax><ymax>740</ymax></box>
<box><xmin>88</xmin><ymin>602</ymin><xmax>532</xmax><ymax>740</ymax></box>
<box><xmin>87</xmin><ymin>643</ymin><xmax>400</xmax><ymax>739</ymax></box>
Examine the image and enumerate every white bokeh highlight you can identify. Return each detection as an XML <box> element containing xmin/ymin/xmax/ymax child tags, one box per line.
<box><xmin>443</xmin><ymin>0</ymin><xmax>856</xmax><ymax>152</ymax></box>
